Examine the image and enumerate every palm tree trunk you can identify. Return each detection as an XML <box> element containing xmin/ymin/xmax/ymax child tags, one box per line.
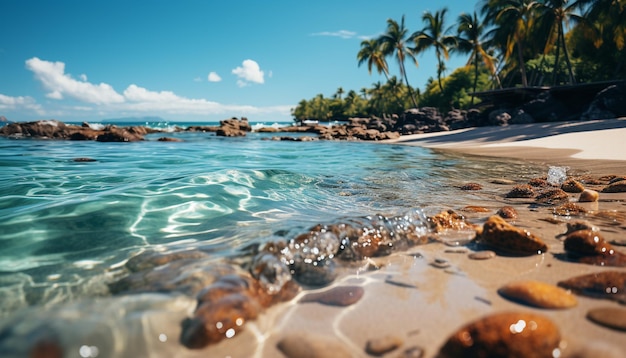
<box><xmin>516</xmin><ymin>41</ymin><xmax>528</xmax><ymax>87</ymax></box>
<box><xmin>560</xmin><ymin>23</ymin><xmax>576</xmax><ymax>85</ymax></box>
<box><xmin>472</xmin><ymin>56</ymin><xmax>479</xmax><ymax>105</ymax></box>
<box><xmin>552</xmin><ymin>30</ymin><xmax>562</xmax><ymax>86</ymax></box>
<box><xmin>399</xmin><ymin>61</ymin><xmax>419</xmax><ymax>108</ymax></box>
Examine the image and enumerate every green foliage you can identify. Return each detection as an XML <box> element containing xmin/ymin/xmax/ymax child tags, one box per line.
<box><xmin>420</xmin><ymin>66</ymin><xmax>490</xmax><ymax>111</ymax></box>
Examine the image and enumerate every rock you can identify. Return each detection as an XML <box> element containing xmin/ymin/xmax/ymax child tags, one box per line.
<box><xmin>602</xmin><ymin>182</ymin><xmax>626</xmax><ymax>193</ymax></box>
<box><xmin>459</xmin><ymin>183</ymin><xmax>482</xmax><ymax>190</ymax></box>
<box><xmin>462</xmin><ymin>206</ymin><xmax>491</xmax><ymax>213</ymax></box>
<box><xmin>586</xmin><ymin>307</ymin><xmax>626</xmax><ymax>331</ymax></box>
<box><xmin>498</xmin><ymin>280</ymin><xmax>577</xmax><ymax>309</ymax></box>
<box><xmin>535</xmin><ymin>189</ymin><xmax>569</xmax><ymax>204</ymax></box>
<box><xmin>299</xmin><ymin>286</ymin><xmax>364</xmax><ymax>307</ymax></box>
<box><xmin>497</xmin><ymin>206</ymin><xmax>518</xmax><ymax>219</ymax></box>
<box><xmin>505</xmin><ymin>185</ymin><xmax>535</xmax><ymax>198</ymax></box>
<box><xmin>488</xmin><ymin>109</ymin><xmax>511</xmax><ymax>126</ymax></box>
<box><xmin>582</xmin><ymin>84</ymin><xmax>626</xmax><ymax>120</ymax></box>
<box><xmin>528</xmin><ymin>177</ymin><xmax>549</xmax><ymax>187</ymax></box>
<box><xmin>277</xmin><ymin>334</ymin><xmax>352</xmax><ymax>358</ymax></box>
<box><xmin>490</xmin><ymin>179</ymin><xmax>516</xmax><ymax>185</ymax></box>
<box><xmin>72</xmin><ymin>157</ymin><xmax>97</xmax><ymax>162</ymax></box>
<box><xmin>428</xmin><ymin>210</ymin><xmax>477</xmax><ymax>233</ymax></box>
<box><xmin>561</xmin><ymin>179</ymin><xmax>585</xmax><ymax>193</ymax></box>
<box><xmin>563</xmin><ymin>229</ymin><xmax>626</xmax><ymax>267</ymax></box>
<box><xmin>468</xmin><ymin>250</ymin><xmax>496</xmax><ymax>260</ymax></box>
<box><xmin>477</xmin><ymin>215</ymin><xmax>548</xmax><ymax>256</ymax></box>
<box><xmin>365</xmin><ymin>335</ymin><xmax>404</xmax><ymax>356</ymax></box>
<box><xmin>552</xmin><ymin>203</ymin><xmax>587</xmax><ymax>216</ymax></box>
<box><xmin>397</xmin><ymin>346</ymin><xmax>425</xmax><ymax>358</ymax></box>
<box><xmin>181</xmin><ymin>273</ymin><xmax>300</xmax><ymax>349</ymax></box>
<box><xmin>579</xmin><ymin>189</ymin><xmax>599</xmax><ymax>202</ymax></box>
<box><xmin>438</xmin><ymin>312</ymin><xmax>561</xmax><ymax>358</ymax></box>
<box><xmin>558</xmin><ymin>271</ymin><xmax>626</xmax><ymax>303</ymax></box>
<box><xmin>157</xmin><ymin>137</ymin><xmax>182</xmax><ymax>142</ymax></box>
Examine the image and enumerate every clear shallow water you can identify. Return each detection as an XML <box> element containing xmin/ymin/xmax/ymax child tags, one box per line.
<box><xmin>0</xmin><ymin>123</ymin><xmax>544</xmax><ymax>314</ymax></box>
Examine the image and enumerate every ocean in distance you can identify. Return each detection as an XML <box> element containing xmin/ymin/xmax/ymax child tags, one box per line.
<box><xmin>0</xmin><ymin>120</ymin><xmax>545</xmax><ymax>355</ymax></box>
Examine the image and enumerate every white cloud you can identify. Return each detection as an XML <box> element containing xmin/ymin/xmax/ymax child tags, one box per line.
<box><xmin>232</xmin><ymin>59</ymin><xmax>264</xmax><ymax>87</ymax></box>
<box><xmin>21</xmin><ymin>57</ymin><xmax>291</xmax><ymax>121</ymax></box>
<box><xmin>311</xmin><ymin>30</ymin><xmax>357</xmax><ymax>39</ymax></box>
<box><xmin>208</xmin><ymin>72</ymin><xmax>222</xmax><ymax>82</ymax></box>
<box><xmin>79</xmin><ymin>74</ymin><xmax>88</xmax><ymax>81</ymax></box>
<box><xmin>25</xmin><ymin>57</ymin><xmax>125</xmax><ymax>104</ymax></box>
<box><xmin>0</xmin><ymin>93</ymin><xmax>44</xmax><ymax>114</ymax></box>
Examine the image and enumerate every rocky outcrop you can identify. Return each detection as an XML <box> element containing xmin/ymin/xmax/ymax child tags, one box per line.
<box><xmin>0</xmin><ymin>120</ymin><xmax>161</xmax><ymax>142</ymax></box>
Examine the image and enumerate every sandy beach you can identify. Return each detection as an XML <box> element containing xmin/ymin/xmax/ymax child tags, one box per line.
<box><xmin>192</xmin><ymin>119</ymin><xmax>626</xmax><ymax>357</ymax></box>
<box><xmin>383</xmin><ymin>118</ymin><xmax>626</xmax><ymax>173</ymax></box>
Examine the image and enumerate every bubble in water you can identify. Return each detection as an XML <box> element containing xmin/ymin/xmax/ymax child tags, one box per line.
<box><xmin>547</xmin><ymin>166</ymin><xmax>568</xmax><ymax>186</ymax></box>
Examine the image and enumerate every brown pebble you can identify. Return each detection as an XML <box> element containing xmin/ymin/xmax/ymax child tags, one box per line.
<box><xmin>468</xmin><ymin>250</ymin><xmax>496</xmax><ymax>260</ymax></box>
<box><xmin>497</xmin><ymin>206</ymin><xmax>518</xmax><ymax>219</ymax></box>
<box><xmin>365</xmin><ymin>335</ymin><xmax>404</xmax><ymax>356</ymax></box>
<box><xmin>299</xmin><ymin>286</ymin><xmax>364</xmax><ymax>307</ymax></box>
<box><xmin>505</xmin><ymin>184</ymin><xmax>535</xmax><ymax>198</ymax></box>
<box><xmin>498</xmin><ymin>280</ymin><xmax>577</xmax><ymax>309</ymax></box>
<box><xmin>558</xmin><ymin>271</ymin><xmax>626</xmax><ymax>303</ymax></box>
<box><xmin>477</xmin><ymin>215</ymin><xmax>548</xmax><ymax>256</ymax></box>
<box><xmin>438</xmin><ymin>312</ymin><xmax>561</xmax><ymax>358</ymax></box>
<box><xmin>587</xmin><ymin>307</ymin><xmax>626</xmax><ymax>331</ymax></box>
<box><xmin>579</xmin><ymin>189</ymin><xmax>599</xmax><ymax>202</ymax></box>
<box><xmin>459</xmin><ymin>182</ymin><xmax>482</xmax><ymax>190</ymax></box>
<box><xmin>277</xmin><ymin>334</ymin><xmax>352</xmax><ymax>358</ymax></box>
<box><xmin>385</xmin><ymin>277</ymin><xmax>418</xmax><ymax>289</ymax></box>
<box><xmin>561</xmin><ymin>179</ymin><xmax>585</xmax><ymax>193</ymax></box>
<box><xmin>157</xmin><ymin>137</ymin><xmax>183</xmax><ymax>142</ymax></box>
<box><xmin>602</xmin><ymin>182</ymin><xmax>626</xmax><ymax>193</ymax></box>
<box><xmin>552</xmin><ymin>202</ymin><xmax>587</xmax><ymax>216</ymax></box>
<box><xmin>428</xmin><ymin>210</ymin><xmax>477</xmax><ymax>233</ymax></box>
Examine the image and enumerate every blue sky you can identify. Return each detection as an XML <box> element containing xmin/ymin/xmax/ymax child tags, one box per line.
<box><xmin>0</xmin><ymin>0</ymin><xmax>477</xmax><ymax>123</ymax></box>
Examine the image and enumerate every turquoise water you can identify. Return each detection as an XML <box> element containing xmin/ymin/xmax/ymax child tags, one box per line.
<box><xmin>0</xmin><ymin>122</ymin><xmax>544</xmax><ymax>355</ymax></box>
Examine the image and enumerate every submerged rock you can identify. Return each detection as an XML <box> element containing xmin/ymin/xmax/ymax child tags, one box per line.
<box><xmin>181</xmin><ymin>273</ymin><xmax>300</xmax><ymax>348</ymax></box>
<box><xmin>459</xmin><ymin>182</ymin><xmax>483</xmax><ymax>191</ymax></box>
<box><xmin>558</xmin><ymin>271</ymin><xmax>626</xmax><ymax>303</ymax></box>
<box><xmin>438</xmin><ymin>312</ymin><xmax>561</xmax><ymax>358</ymax></box>
<box><xmin>299</xmin><ymin>286</ymin><xmax>364</xmax><ymax>307</ymax></box>
<box><xmin>476</xmin><ymin>215</ymin><xmax>548</xmax><ymax>256</ymax></box>
<box><xmin>498</xmin><ymin>280</ymin><xmax>577</xmax><ymax>309</ymax></box>
<box><xmin>468</xmin><ymin>250</ymin><xmax>496</xmax><ymax>260</ymax></box>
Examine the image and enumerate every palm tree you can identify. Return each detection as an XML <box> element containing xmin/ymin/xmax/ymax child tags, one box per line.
<box><xmin>378</xmin><ymin>16</ymin><xmax>419</xmax><ymax>108</ymax></box>
<box><xmin>334</xmin><ymin>87</ymin><xmax>345</xmax><ymax>100</ymax></box>
<box><xmin>456</xmin><ymin>11</ymin><xmax>501</xmax><ymax>104</ymax></box>
<box><xmin>536</xmin><ymin>0</ymin><xmax>579</xmax><ymax>85</ymax></box>
<box><xmin>357</xmin><ymin>39</ymin><xmax>390</xmax><ymax>80</ymax></box>
<box><xmin>412</xmin><ymin>8</ymin><xmax>457</xmax><ymax>92</ymax></box>
<box><xmin>494</xmin><ymin>0</ymin><xmax>540</xmax><ymax>87</ymax></box>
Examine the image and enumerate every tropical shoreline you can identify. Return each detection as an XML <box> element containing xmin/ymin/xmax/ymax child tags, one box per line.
<box><xmin>383</xmin><ymin>117</ymin><xmax>626</xmax><ymax>174</ymax></box>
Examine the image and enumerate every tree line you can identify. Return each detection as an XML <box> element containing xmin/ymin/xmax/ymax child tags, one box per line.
<box><xmin>292</xmin><ymin>0</ymin><xmax>625</xmax><ymax>122</ymax></box>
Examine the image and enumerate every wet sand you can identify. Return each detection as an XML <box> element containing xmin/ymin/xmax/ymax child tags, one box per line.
<box><xmin>196</xmin><ymin>120</ymin><xmax>626</xmax><ymax>357</ymax></box>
